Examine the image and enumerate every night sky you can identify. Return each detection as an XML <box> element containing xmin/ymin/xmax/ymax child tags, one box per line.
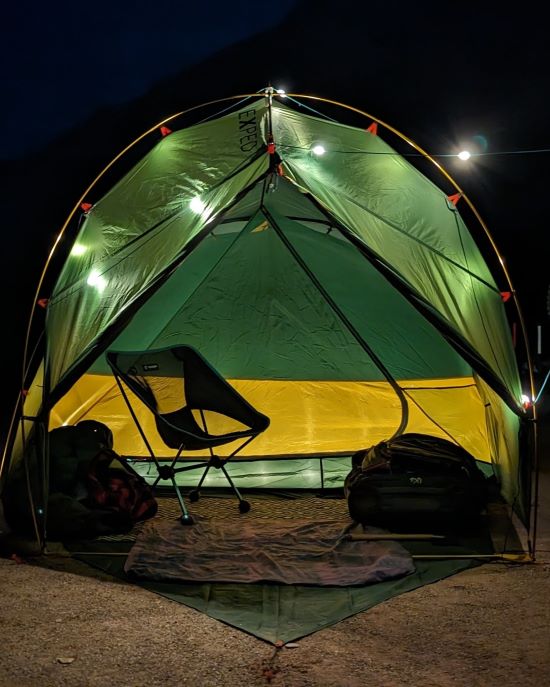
<box><xmin>1</xmin><ymin>0</ymin><xmax>549</xmax><ymax>421</ymax></box>
<box><xmin>1</xmin><ymin>0</ymin><xmax>298</xmax><ymax>159</ymax></box>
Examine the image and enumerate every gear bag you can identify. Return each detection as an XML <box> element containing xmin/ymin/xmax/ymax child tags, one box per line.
<box><xmin>345</xmin><ymin>433</ymin><xmax>488</xmax><ymax>530</ymax></box>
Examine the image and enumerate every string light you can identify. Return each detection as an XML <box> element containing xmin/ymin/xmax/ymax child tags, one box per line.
<box><xmin>87</xmin><ymin>269</ymin><xmax>107</xmax><ymax>292</ymax></box>
<box><xmin>189</xmin><ymin>197</ymin><xmax>206</xmax><ymax>214</ymax></box>
<box><xmin>71</xmin><ymin>243</ymin><xmax>87</xmax><ymax>256</ymax></box>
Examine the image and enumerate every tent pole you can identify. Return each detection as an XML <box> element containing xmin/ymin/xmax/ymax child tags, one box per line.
<box><xmin>19</xmin><ymin>95</ymin><xmax>262</xmax><ymax>390</ymax></box>
<box><xmin>7</xmin><ymin>89</ymin><xmax>535</xmax><ymax>553</ymax></box>
<box><xmin>263</xmin><ymin>207</ymin><xmax>409</xmax><ymax>439</ymax></box>
<box><xmin>283</xmin><ymin>93</ymin><xmax>538</xmax><ymax>556</ymax></box>
<box><xmin>4</xmin><ymin>94</ymin><xmax>263</xmax><ymax>486</ymax></box>
<box><xmin>411</xmin><ymin>553</ymin><xmax>533</xmax><ymax>562</ymax></box>
<box><xmin>63</xmin><ymin>552</ymin><xmax>534</xmax><ymax>561</ymax></box>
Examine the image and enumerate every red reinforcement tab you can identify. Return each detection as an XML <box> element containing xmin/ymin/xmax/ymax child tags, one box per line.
<box><xmin>80</xmin><ymin>202</ymin><xmax>93</xmax><ymax>213</ymax></box>
<box><xmin>37</xmin><ymin>298</ymin><xmax>49</xmax><ymax>309</ymax></box>
<box><xmin>366</xmin><ymin>122</ymin><xmax>378</xmax><ymax>135</ymax></box>
<box><xmin>160</xmin><ymin>126</ymin><xmax>172</xmax><ymax>137</ymax></box>
<box><xmin>500</xmin><ymin>291</ymin><xmax>512</xmax><ymax>303</ymax></box>
<box><xmin>447</xmin><ymin>193</ymin><xmax>462</xmax><ymax>206</ymax></box>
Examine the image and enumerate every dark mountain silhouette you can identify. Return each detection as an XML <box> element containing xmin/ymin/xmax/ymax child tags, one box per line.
<box><xmin>2</xmin><ymin>0</ymin><xmax>548</xmax><ymax>431</ymax></box>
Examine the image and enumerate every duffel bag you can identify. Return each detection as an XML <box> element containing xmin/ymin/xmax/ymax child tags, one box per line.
<box><xmin>345</xmin><ymin>433</ymin><xmax>488</xmax><ymax>530</ymax></box>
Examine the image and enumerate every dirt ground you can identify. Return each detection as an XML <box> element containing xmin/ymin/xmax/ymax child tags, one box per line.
<box><xmin>1</xmin><ymin>448</ymin><xmax>550</xmax><ymax>686</ymax></box>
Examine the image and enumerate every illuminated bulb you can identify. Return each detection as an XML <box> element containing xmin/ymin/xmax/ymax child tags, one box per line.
<box><xmin>458</xmin><ymin>150</ymin><xmax>471</xmax><ymax>161</ymax></box>
<box><xmin>311</xmin><ymin>144</ymin><xmax>326</xmax><ymax>156</ymax></box>
<box><xmin>189</xmin><ymin>196</ymin><xmax>206</xmax><ymax>214</ymax></box>
<box><xmin>521</xmin><ymin>394</ymin><xmax>532</xmax><ymax>408</ymax></box>
<box><xmin>71</xmin><ymin>243</ymin><xmax>87</xmax><ymax>256</ymax></box>
<box><xmin>87</xmin><ymin>269</ymin><xmax>107</xmax><ymax>292</ymax></box>
<box><xmin>276</xmin><ymin>88</ymin><xmax>286</xmax><ymax>97</ymax></box>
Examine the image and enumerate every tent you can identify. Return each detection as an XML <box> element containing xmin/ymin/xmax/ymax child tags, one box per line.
<box><xmin>0</xmin><ymin>90</ymin><xmax>537</xmax><ymax>554</ymax></box>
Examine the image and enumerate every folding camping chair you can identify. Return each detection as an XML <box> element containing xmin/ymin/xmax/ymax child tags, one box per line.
<box><xmin>106</xmin><ymin>346</ymin><xmax>270</xmax><ymax>524</ymax></box>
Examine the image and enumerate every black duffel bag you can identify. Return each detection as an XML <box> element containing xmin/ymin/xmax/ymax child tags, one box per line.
<box><xmin>345</xmin><ymin>433</ymin><xmax>489</xmax><ymax>531</ymax></box>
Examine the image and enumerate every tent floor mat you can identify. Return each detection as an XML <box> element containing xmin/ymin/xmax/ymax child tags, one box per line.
<box><xmin>63</xmin><ymin>492</ymin><xmax>522</xmax><ymax>644</ymax></box>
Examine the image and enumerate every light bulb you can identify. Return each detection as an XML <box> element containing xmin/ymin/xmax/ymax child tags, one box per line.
<box><xmin>87</xmin><ymin>269</ymin><xmax>107</xmax><ymax>292</ymax></box>
<box><xmin>190</xmin><ymin>197</ymin><xmax>206</xmax><ymax>214</ymax></box>
<box><xmin>71</xmin><ymin>243</ymin><xmax>87</xmax><ymax>256</ymax></box>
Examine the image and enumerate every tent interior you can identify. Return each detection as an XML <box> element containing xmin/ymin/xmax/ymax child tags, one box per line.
<box><xmin>0</xmin><ymin>96</ymin><xmax>535</xmax><ymax>640</ymax></box>
<box><xmin>46</xmin><ymin>174</ymin><xmax>524</xmax><ymax>513</ymax></box>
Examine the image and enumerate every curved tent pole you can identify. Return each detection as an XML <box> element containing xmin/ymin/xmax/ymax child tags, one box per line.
<box><xmin>282</xmin><ymin>93</ymin><xmax>539</xmax><ymax>557</ymax></box>
<box><xmin>20</xmin><ymin>94</ymin><xmax>261</xmax><ymax>390</ymax></box>
<box><xmin>2</xmin><ymin>90</ymin><xmax>538</xmax><ymax>555</ymax></box>
<box><xmin>0</xmin><ymin>93</ymin><xmax>262</xmax><ymax>480</ymax></box>
<box><xmin>2</xmin><ymin>89</ymin><xmax>515</xmax><ymax>455</ymax></box>
<box><xmin>283</xmin><ymin>94</ymin><xmax>536</xmax><ymax>411</ymax></box>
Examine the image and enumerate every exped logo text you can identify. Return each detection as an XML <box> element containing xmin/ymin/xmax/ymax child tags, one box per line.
<box><xmin>238</xmin><ymin>109</ymin><xmax>259</xmax><ymax>152</ymax></box>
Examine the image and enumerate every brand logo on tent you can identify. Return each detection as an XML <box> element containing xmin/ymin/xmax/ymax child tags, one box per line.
<box><xmin>238</xmin><ymin>110</ymin><xmax>258</xmax><ymax>152</ymax></box>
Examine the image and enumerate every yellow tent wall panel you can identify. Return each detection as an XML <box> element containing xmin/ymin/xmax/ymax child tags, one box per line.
<box><xmin>50</xmin><ymin>373</ymin><xmax>491</xmax><ymax>461</ymax></box>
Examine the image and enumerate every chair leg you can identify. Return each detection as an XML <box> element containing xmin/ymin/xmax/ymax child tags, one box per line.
<box><xmin>220</xmin><ymin>465</ymin><xmax>250</xmax><ymax>513</ymax></box>
<box><xmin>171</xmin><ymin>475</ymin><xmax>194</xmax><ymax>525</ymax></box>
<box><xmin>189</xmin><ymin>463</ymin><xmax>212</xmax><ymax>502</ymax></box>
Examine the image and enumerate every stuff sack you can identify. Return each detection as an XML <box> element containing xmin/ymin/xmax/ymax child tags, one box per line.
<box><xmin>86</xmin><ymin>449</ymin><xmax>158</xmax><ymax>523</ymax></box>
<box><xmin>345</xmin><ymin>433</ymin><xmax>488</xmax><ymax>531</ymax></box>
<box><xmin>49</xmin><ymin>420</ymin><xmax>115</xmax><ymax>498</ymax></box>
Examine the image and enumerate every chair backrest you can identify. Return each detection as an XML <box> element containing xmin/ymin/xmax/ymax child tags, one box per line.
<box><xmin>106</xmin><ymin>346</ymin><xmax>269</xmax><ymax>432</ymax></box>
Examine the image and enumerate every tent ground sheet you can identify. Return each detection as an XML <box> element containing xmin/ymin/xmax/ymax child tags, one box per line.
<box><xmin>67</xmin><ymin>494</ymin><xmax>495</xmax><ymax>644</ymax></box>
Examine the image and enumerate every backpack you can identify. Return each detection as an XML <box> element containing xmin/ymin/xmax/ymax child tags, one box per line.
<box><xmin>85</xmin><ymin>449</ymin><xmax>158</xmax><ymax>522</ymax></box>
<box><xmin>345</xmin><ymin>433</ymin><xmax>488</xmax><ymax>531</ymax></box>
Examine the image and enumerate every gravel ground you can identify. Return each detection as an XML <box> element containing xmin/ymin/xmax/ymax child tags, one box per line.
<box><xmin>1</xmin><ymin>549</ymin><xmax>549</xmax><ymax>687</ymax></box>
<box><xmin>2</xmin><ymin>433</ymin><xmax>549</xmax><ymax>687</ymax></box>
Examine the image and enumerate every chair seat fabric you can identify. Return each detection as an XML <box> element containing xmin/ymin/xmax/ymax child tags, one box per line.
<box><xmin>157</xmin><ymin>407</ymin><xmax>259</xmax><ymax>450</ymax></box>
<box><xmin>106</xmin><ymin>345</ymin><xmax>270</xmax><ymax>517</ymax></box>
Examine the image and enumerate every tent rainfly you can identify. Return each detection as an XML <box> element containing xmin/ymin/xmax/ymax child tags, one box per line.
<box><xmin>0</xmin><ymin>91</ymin><xmax>537</xmax><ymax>553</ymax></box>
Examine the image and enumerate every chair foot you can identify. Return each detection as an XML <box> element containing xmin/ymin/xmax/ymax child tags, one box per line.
<box><xmin>189</xmin><ymin>489</ymin><xmax>200</xmax><ymax>503</ymax></box>
<box><xmin>238</xmin><ymin>500</ymin><xmax>251</xmax><ymax>514</ymax></box>
<box><xmin>180</xmin><ymin>514</ymin><xmax>194</xmax><ymax>526</ymax></box>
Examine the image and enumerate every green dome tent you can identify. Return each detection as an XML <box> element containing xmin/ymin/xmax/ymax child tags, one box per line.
<box><xmin>0</xmin><ymin>91</ymin><xmax>537</xmax><ymax>553</ymax></box>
